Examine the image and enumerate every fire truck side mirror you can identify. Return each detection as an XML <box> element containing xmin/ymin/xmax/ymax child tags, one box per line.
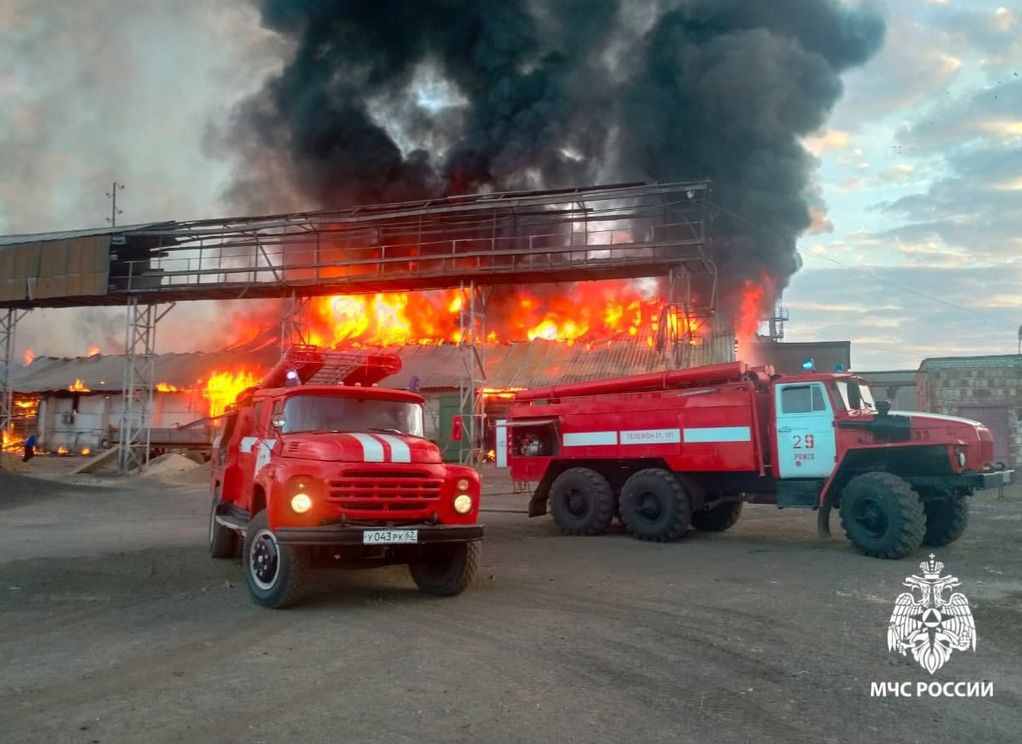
<box><xmin>271</xmin><ymin>414</ymin><xmax>286</xmax><ymax>429</ymax></box>
<box><xmin>451</xmin><ymin>415</ymin><xmax>463</xmax><ymax>442</ymax></box>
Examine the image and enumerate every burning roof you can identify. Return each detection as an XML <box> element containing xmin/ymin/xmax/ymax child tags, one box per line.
<box><xmin>8</xmin><ymin>336</ymin><xmax>733</xmax><ymax>396</ymax></box>
<box><xmin>6</xmin><ymin>349</ymin><xmax>279</xmax><ymax>394</ymax></box>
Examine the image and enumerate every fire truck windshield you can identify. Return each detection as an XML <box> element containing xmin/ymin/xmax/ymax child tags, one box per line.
<box><xmin>280</xmin><ymin>395</ymin><xmax>424</xmax><ymax>437</ymax></box>
<box><xmin>833</xmin><ymin>379</ymin><xmax>876</xmax><ymax>411</ymax></box>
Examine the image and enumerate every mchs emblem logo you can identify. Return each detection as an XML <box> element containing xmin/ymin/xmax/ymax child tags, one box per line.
<box><xmin>888</xmin><ymin>554</ymin><xmax>976</xmax><ymax>674</ymax></box>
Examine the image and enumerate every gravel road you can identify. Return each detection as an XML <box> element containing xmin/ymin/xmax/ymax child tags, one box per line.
<box><xmin>1</xmin><ymin>467</ymin><xmax>1019</xmax><ymax>744</ymax></box>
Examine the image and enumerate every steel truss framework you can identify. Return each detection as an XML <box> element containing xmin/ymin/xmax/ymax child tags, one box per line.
<box><xmin>1</xmin><ymin>309</ymin><xmax>28</xmax><ymax>443</ymax></box>
<box><xmin>0</xmin><ymin>181</ymin><xmax>714</xmax><ymax>309</ymax></box>
<box><xmin>117</xmin><ymin>300</ymin><xmax>174</xmax><ymax>473</ymax></box>
<box><xmin>2</xmin><ymin>181</ymin><xmax>719</xmax><ymax>471</ymax></box>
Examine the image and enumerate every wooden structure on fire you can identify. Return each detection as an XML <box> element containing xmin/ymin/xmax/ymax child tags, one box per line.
<box><xmin>0</xmin><ymin>181</ymin><xmax>717</xmax><ymax>468</ymax></box>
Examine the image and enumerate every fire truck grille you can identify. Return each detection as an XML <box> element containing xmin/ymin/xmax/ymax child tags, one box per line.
<box><xmin>327</xmin><ymin>471</ymin><xmax>443</xmax><ymax>514</ymax></box>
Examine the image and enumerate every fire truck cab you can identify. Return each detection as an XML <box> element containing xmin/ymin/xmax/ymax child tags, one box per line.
<box><xmin>501</xmin><ymin>361</ymin><xmax>1011</xmax><ymax>559</ymax></box>
<box><xmin>210</xmin><ymin>346</ymin><xmax>483</xmax><ymax>608</ymax></box>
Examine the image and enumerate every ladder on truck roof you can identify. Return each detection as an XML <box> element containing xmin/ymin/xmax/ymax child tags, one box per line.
<box><xmin>265</xmin><ymin>345</ymin><xmax>403</xmax><ymax>389</ymax></box>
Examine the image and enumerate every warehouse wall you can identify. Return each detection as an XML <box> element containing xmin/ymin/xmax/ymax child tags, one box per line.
<box><xmin>918</xmin><ymin>358</ymin><xmax>1022</xmax><ymax>466</ymax></box>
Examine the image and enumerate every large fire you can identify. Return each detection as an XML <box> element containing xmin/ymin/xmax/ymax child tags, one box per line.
<box><xmin>733</xmin><ymin>274</ymin><xmax>777</xmax><ymax>343</ymax></box>
<box><xmin>294</xmin><ymin>280</ymin><xmax>714</xmax><ymax>350</ymax></box>
<box><xmin>203</xmin><ymin>369</ymin><xmax>262</xmax><ymax>418</ymax></box>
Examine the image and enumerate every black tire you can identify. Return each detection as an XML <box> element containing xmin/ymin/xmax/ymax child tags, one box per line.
<box><xmin>691</xmin><ymin>501</ymin><xmax>743</xmax><ymax>532</ymax></box>
<box><xmin>922</xmin><ymin>496</ymin><xmax>969</xmax><ymax>547</ymax></box>
<box><xmin>208</xmin><ymin>488</ymin><xmax>238</xmax><ymax>559</ymax></box>
<box><xmin>242</xmin><ymin>511</ymin><xmax>309</xmax><ymax>608</ymax></box>
<box><xmin>839</xmin><ymin>472</ymin><xmax>925</xmax><ymax>559</ymax></box>
<box><xmin>618</xmin><ymin>468</ymin><xmax>690</xmax><ymax>542</ymax></box>
<box><xmin>548</xmin><ymin>467</ymin><xmax>615</xmax><ymax>536</ymax></box>
<box><xmin>409</xmin><ymin>541</ymin><xmax>480</xmax><ymax>596</ymax></box>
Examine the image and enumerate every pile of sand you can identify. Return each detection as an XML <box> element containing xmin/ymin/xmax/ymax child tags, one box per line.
<box><xmin>143</xmin><ymin>453</ymin><xmax>201</xmax><ymax>477</ymax></box>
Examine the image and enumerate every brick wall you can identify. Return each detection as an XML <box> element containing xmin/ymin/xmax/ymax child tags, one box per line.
<box><xmin>918</xmin><ymin>361</ymin><xmax>1022</xmax><ymax>465</ymax></box>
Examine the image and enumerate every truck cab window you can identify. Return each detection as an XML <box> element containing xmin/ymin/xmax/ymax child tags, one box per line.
<box><xmin>781</xmin><ymin>385</ymin><xmax>827</xmax><ymax>414</ymax></box>
<box><xmin>514</xmin><ymin>424</ymin><xmax>558</xmax><ymax>457</ymax></box>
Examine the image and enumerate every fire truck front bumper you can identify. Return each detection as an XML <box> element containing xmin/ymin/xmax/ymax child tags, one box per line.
<box><xmin>975</xmin><ymin>468</ymin><xmax>1013</xmax><ymax>490</ymax></box>
<box><xmin>273</xmin><ymin>523</ymin><xmax>484</xmax><ymax>546</ymax></box>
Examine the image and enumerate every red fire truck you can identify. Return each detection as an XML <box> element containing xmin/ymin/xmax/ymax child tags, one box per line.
<box><xmin>498</xmin><ymin>361</ymin><xmax>1010</xmax><ymax>559</ymax></box>
<box><xmin>209</xmin><ymin>346</ymin><xmax>483</xmax><ymax>608</ymax></box>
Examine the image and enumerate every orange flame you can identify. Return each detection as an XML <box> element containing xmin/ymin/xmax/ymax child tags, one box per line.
<box><xmin>734</xmin><ymin>275</ymin><xmax>776</xmax><ymax>342</ymax></box>
<box><xmin>57</xmin><ymin>446</ymin><xmax>69</xmax><ymax>455</ymax></box>
<box><xmin>87</xmin><ymin>345</ymin><xmax>101</xmax><ymax>357</ymax></box>
<box><xmin>156</xmin><ymin>382</ymin><xmax>179</xmax><ymax>392</ymax></box>
<box><xmin>293</xmin><ymin>280</ymin><xmax>713</xmax><ymax>349</ymax></box>
<box><xmin>23</xmin><ymin>349</ymin><xmax>34</xmax><ymax>366</ymax></box>
<box><xmin>80</xmin><ymin>447</ymin><xmax>91</xmax><ymax>456</ymax></box>
<box><xmin>481</xmin><ymin>387</ymin><xmax>527</xmax><ymax>400</ymax></box>
<box><xmin>203</xmin><ymin>369</ymin><xmax>262</xmax><ymax>418</ymax></box>
<box><xmin>68</xmin><ymin>379</ymin><xmax>90</xmax><ymax>392</ymax></box>
<box><xmin>1</xmin><ymin>428</ymin><xmax>19</xmax><ymax>451</ymax></box>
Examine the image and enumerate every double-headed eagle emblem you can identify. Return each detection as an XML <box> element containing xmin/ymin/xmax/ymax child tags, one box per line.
<box><xmin>888</xmin><ymin>554</ymin><xmax>976</xmax><ymax>674</ymax></box>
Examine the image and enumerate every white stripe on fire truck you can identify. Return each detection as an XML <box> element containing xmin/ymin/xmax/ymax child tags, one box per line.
<box><xmin>239</xmin><ymin>436</ymin><xmax>259</xmax><ymax>454</ymax></box>
<box><xmin>375</xmin><ymin>433</ymin><xmax>412</xmax><ymax>463</ymax></box>
<box><xmin>682</xmin><ymin>426</ymin><xmax>752</xmax><ymax>443</ymax></box>
<box><xmin>350</xmin><ymin>433</ymin><xmax>386</xmax><ymax>462</ymax></box>
<box><xmin>563</xmin><ymin>431</ymin><xmax>618</xmax><ymax>447</ymax></box>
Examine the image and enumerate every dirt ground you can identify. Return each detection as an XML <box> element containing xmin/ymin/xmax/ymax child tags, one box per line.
<box><xmin>1</xmin><ymin>458</ymin><xmax>1020</xmax><ymax>744</ymax></box>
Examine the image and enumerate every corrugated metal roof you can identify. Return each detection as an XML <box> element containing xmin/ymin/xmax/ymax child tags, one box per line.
<box><xmin>486</xmin><ymin>339</ymin><xmax>668</xmax><ymax>388</ymax></box>
<box><xmin>0</xmin><ymin>222</ymin><xmax>170</xmax><ymax>247</ymax></box>
<box><xmin>8</xmin><ymin>348</ymin><xmax>279</xmax><ymax>393</ymax></box>
<box><xmin>8</xmin><ymin>338</ymin><xmax>723</xmax><ymax>393</ymax></box>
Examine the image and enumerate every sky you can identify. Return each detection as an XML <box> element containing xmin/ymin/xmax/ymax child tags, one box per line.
<box><xmin>0</xmin><ymin>0</ymin><xmax>1019</xmax><ymax>370</ymax></box>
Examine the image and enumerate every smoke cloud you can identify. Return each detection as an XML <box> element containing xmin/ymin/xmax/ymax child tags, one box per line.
<box><xmin>228</xmin><ymin>0</ymin><xmax>884</xmax><ymax>307</ymax></box>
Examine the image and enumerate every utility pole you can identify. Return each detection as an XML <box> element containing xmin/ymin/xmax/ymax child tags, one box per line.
<box><xmin>106</xmin><ymin>181</ymin><xmax>125</xmax><ymax>226</ymax></box>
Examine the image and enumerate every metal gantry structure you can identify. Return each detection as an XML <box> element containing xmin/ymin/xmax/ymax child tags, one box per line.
<box><xmin>0</xmin><ymin>180</ymin><xmax>717</xmax><ymax>469</ymax></box>
<box><xmin>117</xmin><ymin>300</ymin><xmax>174</xmax><ymax>472</ymax></box>
<box><xmin>1</xmin><ymin>309</ymin><xmax>28</xmax><ymax>444</ymax></box>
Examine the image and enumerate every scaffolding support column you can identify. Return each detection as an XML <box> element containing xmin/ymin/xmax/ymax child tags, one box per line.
<box><xmin>457</xmin><ymin>281</ymin><xmax>487</xmax><ymax>465</ymax></box>
<box><xmin>280</xmin><ymin>292</ymin><xmax>310</xmax><ymax>357</ymax></box>
<box><xmin>118</xmin><ymin>299</ymin><xmax>174</xmax><ymax>473</ymax></box>
<box><xmin>1</xmin><ymin>309</ymin><xmax>28</xmax><ymax>440</ymax></box>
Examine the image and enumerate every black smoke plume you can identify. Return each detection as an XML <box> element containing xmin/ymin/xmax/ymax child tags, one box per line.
<box><xmin>228</xmin><ymin>0</ymin><xmax>884</xmax><ymax>303</ymax></box>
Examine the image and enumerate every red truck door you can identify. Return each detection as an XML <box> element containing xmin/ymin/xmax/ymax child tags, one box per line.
<box><xmin>774</xmin><ymin>381</ymin><xmax>837</xmax><ymax>478</ymax></box>
<box><xmin>238</xmin><ymin>399</ymin><xmax>273</xmax><ymax>505</ymax></box>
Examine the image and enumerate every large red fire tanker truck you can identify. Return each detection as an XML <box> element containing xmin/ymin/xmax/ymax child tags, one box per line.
<box><xmin>209</xmin><ymin>346</ymin><xmax>483</xmax><ymax>608</ymax></box>
<box><xmin>498</xmin><ymin>361</ymin><xmax>1011</xmax><ymax>558</ymax></box>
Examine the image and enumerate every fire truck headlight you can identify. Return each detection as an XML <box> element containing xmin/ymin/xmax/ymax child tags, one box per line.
<box><xmin>453</xmin><ymin>493</ymin><xmax>473</xmax><ymax>514</ymax></box>
<box><xmin>456</xmin><ymin>478</ymin><xmax>471</xmax><ymax>491</ymax></box>
<box><xmin>290</xmin><ymin>492</ymin><xmax>313</xmax><ymax>514</ymax></box>
<box><xmin>957</xmin><ymin>450</ymin><xmax>967</xmax><ymax>468</ymax></box>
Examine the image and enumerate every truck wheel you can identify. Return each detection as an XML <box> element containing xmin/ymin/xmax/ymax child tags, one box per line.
<box><xmin>410</xmin><ymin>541</ymin><xmax>480</xmax><ymax>596</ymax></box>
<box><xmin>208</xmin><ymin>488</ymin><xmax>238</xmax><ymax>559</ymax></box>
<box><xmin>922</xmin><ymin>496</ymin><xmax>969</xmax><ymax>547</ymax></box>
<box><xmin>839</xmin><ymin>473</ymin><xmax>925</xmax><ymax>559</ymax></box>
<box><xmin>691</xmin><ymin>501</ymin><xmax>742</xmax><ymax>532</ymax></box>
<box><xmin>619</xmin><ymin>468</ymin><xmax>690</xmax><ymax>542</ymax></box>
<box><xmin>548</xmin><ymin>467</ymin><xmax>615</xmax><ymax>535</ymax></box>
<box><xmin>243</xmin><ymin>511</ymin><xmax>308</xmax><ymax>609</ymax></box>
